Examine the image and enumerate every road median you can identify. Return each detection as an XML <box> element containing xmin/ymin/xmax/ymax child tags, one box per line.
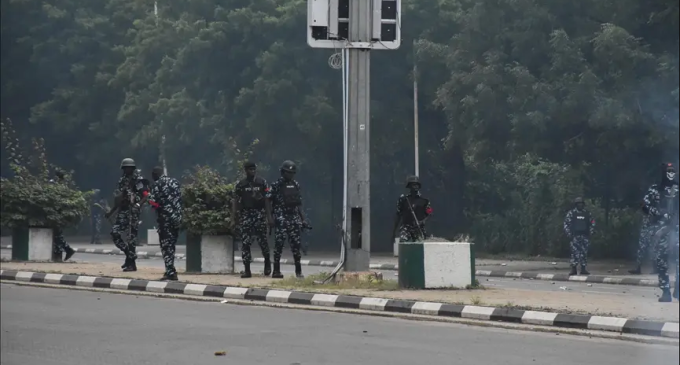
<box><xmin>1</xmin><ymin>245</ymin><xmax>664</xmax><ymax>287</ymax></box>
<box><xmin>1</xmin><ymin>261</ymin><xmax>678</xmax><ymax>339</ymax></box>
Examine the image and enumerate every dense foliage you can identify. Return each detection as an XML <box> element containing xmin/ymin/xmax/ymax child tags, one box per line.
<box><xmin>181</xmin><ymin>166</ymin><xmax>234</xmax><ymax>235</ymax></box>
<box><xmin>0</xmin><ymin>119</ymin><xmax>90</xmax><ymax>229</ymax></box>
<box><xmin>1</xmin><ymin>0</ymin><xmax>677</xmax><ymax>257</ymax></box>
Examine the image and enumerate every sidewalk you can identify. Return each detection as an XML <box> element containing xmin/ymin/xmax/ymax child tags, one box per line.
<box><xmin>1</xmin><ymin>243</ymin><xmax>667</xmax><ymax>287</ymax></box>
<box><xmin>1</xmin><ymin>261</ymin><xmax>677</xmax><ymax>323</ymax></box>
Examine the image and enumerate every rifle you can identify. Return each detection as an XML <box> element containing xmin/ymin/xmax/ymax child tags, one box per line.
<box><xmin>405</xmin><ymin>197</ymin><xmax>427</xmax><ymax>240</ymax></box>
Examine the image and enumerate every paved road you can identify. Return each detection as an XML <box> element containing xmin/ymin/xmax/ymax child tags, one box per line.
<box><xmin>2</xmin><ymin>250</ymin><xmax>662</xmax><ymax>299</ymax></box>
<box><xmin>2</xmin><ymin>284</ymin><xmax>677</xmax><ymax>365</ymax></box>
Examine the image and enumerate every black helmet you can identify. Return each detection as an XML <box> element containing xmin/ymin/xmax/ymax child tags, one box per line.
<box><xmin>574</xmin><ymin>197</ymin><xmax>584</xmax><ymax>204</ymax></box>
<box><xmin>120</xmin><ymin>158</ymin><xmax>136</xmax><ymax>169</ymax></box>
<box><xmin>280</xmin><ymin>160</ymin><xmax>297</xmax><ymax>173</ymax></box>
<box><xmin>405</xmin><ymin>175</ymin><xmax>420</xmax><ymax>188</ymax></box>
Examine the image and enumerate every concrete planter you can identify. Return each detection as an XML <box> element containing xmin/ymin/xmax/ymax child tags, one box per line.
<box><xmin>11</xmin><ymin>227</ymin><xmax>54</xmax><ymax>261</ymax></box>
<box><xmin>398</xmin><ymin>241</ymin><xmax>475</xmax><ymax>289</ymax></box>
<box><xmin>185</xmin><ymin>233</ymin><xmax>234</xmax><ymax>274</ymax></box>
<box><xmin>147</xmin><ymin>229</ymin><xmax>160</xmax><ymax>246</ymax></box>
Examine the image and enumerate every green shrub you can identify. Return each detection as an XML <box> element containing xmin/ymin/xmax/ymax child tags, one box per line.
<box><xmin>0</xmin><ymin>119</ymin><xmax>90</xmax><ymax>229</ymax></box>
<box><xmin>181</xmin><ymin>165</ymin><xmax>234</xmax><ymax>235</ymax></box>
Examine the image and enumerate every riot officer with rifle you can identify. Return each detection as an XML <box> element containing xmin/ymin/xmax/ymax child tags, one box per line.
<box><xmin>392</xmin><ymin>176</ymin><xmax>433</xmax><ymax>243</ymax></box>
<box><xmin>642</xmin><ymin>163</ymin><xmax>679</xmax><ymax>302</ymax></box>
<box><xmin>105</xmin><ymin>158</ymin><xmax>150</xmax><ymax>272</ymax></box>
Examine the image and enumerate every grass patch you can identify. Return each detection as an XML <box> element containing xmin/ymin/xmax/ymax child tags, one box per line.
<box><xmin>465</xmin><ymin>279</ymin><xmax>485</xmax><ymax>290</ymax></box>
<box><xmin>470</xmin><ymin>295</ymin><xmax>483</xmax><ymax>306</ymax></box>
<box><xmin>268</xmin><ymin>272</ymin><xmax>400</xmax><ymax>291</ymax></box>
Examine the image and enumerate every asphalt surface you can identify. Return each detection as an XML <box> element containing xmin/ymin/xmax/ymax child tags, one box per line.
<box><xmin>2</xmin><ymin>284</ymin><xmax>678</xmax><ymax>365</ymax></box>
<box><xmin>1</xmin><ymin>250</ymin><xmax>663</xmax><ymax>299</ymax></box>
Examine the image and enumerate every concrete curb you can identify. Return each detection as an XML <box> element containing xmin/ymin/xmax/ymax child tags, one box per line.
<box><xmin>1</xmin><ymin>269</ymin><xmax>677</xmax><ymax>339</ymax></box>
<box><xmin>0</xmin><ymin>245</ymin><xmax>668</xmax><ymax>287</ymax></box>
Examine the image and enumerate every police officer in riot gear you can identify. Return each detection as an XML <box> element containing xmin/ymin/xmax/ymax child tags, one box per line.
<box><xmin>50</xmin><ymin>170</ymin><xmax>76</xmax><ymax>261</ymax></box>
<box><xmin>232</xmin><ymin>161</ymin><xmax>272</xmax><ymax>278</ymax></box>
<box><xmin>643</xmin><ymin>163</ymin><xmax>679</xmax><ymax>302</ymax></box>
<box><xmin>392</xmin><ymin>176</ymin><xmax>433</xmax><ymax>243</ymax></box>
<box><xmin>563</xmin><ymin>197</ymin><xmax>595</xmax><ymax>276</ymax></box>
<box><xmin>267</xmin><ymin>160</ymin><xmax>308</xmax><ymax>278</ymax></box>
<box><xmin>105</xmin><ymin>158</ymin><xmax>150</xmax><ymax>271</ymax></box>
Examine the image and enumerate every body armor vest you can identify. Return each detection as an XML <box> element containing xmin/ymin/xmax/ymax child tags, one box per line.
<box><xmin>239</xmin><ymin>177</ymin><xmax>266</xmax><ymax>209</ymax></box>
<box><xmin>403</xmin><ymin>196</ymin><xmax>429</xmax><ymax>224</ymax></box>
<box><xmin>281</xmin><ymin>182</ymin><xmax>301</xmax><ymax>207</ymax></box>
<box><xmin>572</xmin><ymin>211</ymin><xmax>591</xmax><ymax>235</ymax></box>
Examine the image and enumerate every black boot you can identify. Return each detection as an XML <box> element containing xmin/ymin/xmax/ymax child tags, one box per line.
<box><xmin>264</xmin><ymin>257</ymin><xmax>272</xmax><ymax>276</ymax></box>
<box><xmin>241</xmin><ymin>262</ymin><xmax>252</xmax><ymax>278</ymax></box>
<box><xmin>160</xmin><ymin>273</ymin><xmax>178</xmax><ymax>281</ymax></box>
<box><xmin>121</xmin><ymin>257</ymin><xmax>131</xmax><ymax>269</ymax></box>
<box><xmin>64</xmin><ymin>247</ymin><xmax>75</xmax><ymax>261</ymax></box>
<box><xmin>123</xmin><ymin>259</ymin><xmax>137</xmax><ymax>272</ymax></box>
<box><xmin>295</xmin><ymin>261</ymin><xmax>304</xmax><ymax>279</ymax></box>
<box><xmin>659</xmin><ymin>289</ymin><xmax>672</xmax><ymax>303</ymax></box>
<box><xmin>271</xmin><ymin>261</ymin><xmax>283</xmax><ymax>279</ymax></box>
<box><xmin>628</xmin><ymin>266</ymin><xmax>641</xmax><ymax>275</ymax></box>
<box><xmin>580</xmin><ymin>266</ymin><xmax>590</xmax><ymax>276</ymax></box>
<box><xmin>569</xmin><ymin>265</ymin><xmax>577</xmax><ymax>276</ymax></box>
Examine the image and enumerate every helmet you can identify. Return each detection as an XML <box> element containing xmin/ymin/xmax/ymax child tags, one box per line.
<box><xmin>405</xmin><ymin>175</ymin><xmax>420</xmax><ymax>188</ymax></box>
<box><xmin>280</xmin><ymin>160</ymin><xmax>297</xmax><ymax>173</ymax></box>
<box><xmin>120</xmin><ymin>158</ymin><xmax>136</xmax><ymax>169</ymax></box>
<box><xmin>574</xmin><ymin>197</ymin><xmax>584</xmax><ymax>204</ymax></box>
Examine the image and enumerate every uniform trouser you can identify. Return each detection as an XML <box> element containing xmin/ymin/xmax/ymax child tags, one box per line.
<box><xmin>274</xmin><ymin>213</ymin><xmax>302</xmax><ymax>263</ymax></box>
<box><xmin>52</xmin><ymin>227</ymin><xmax>71</xmax><ymax>254</ymax></box>
<box><xmin>111</xmin><ymin>208</ymin><xmax>140</xmax><ymax>260</ymax></box>
<box><xmin>653</xmin><ymin>224</ymin><xmax>679</xmax><ymax>291</ymax></box>
<box><xmin>569</xmin><ymin>235</ymin><xmax>590</xmax><ymax>267</ymax></box>
<box><xmin>399</xmin><ymin>223</ymin><xmax>426</xmax><ymax>242</ymax></box>
<box><xmin>91</xmin><ymin>214</ymin><xmax>102</xmax><ymax>243</ymax></box>
<box><xmin>635</xmin><ymin>219</ymin><xmax>656</xmax><ymax>267</ymax></box>
<box><xmin>239</xmin><ymin>209</ymin><xmax>270</xmax><ymax>264</ymax></box>
<box><xmin>158</xmin><ymin>223</ymin><xmax>179</xmax><ymax>276</ymax></box>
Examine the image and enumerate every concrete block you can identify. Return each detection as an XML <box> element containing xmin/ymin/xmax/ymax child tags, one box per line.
<box><xmin>398</xmin><ymin>241</ymin><xmax>474</xmax><ymax>289</ymax></box>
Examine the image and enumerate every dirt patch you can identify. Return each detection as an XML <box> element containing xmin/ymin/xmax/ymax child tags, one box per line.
<box><xmin>1</xmin><ymin>261</ymin><xmax>677</xmax><ymax>322</ymax></box>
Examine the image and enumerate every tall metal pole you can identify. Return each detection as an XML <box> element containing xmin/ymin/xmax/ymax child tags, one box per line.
<box><xmin>155</xmin><ymin>1</ymin><xmax>168</xmax><ymax>175</ymax></box>
<box><xmin>413</xmin><ymin>39</ymin><xmax>419</xmax><ymax>177</ymax></box>
<box><xmin>344</xmin><ymin>0</ymin><xmax>371</xmax><ymax>272</ymax></box>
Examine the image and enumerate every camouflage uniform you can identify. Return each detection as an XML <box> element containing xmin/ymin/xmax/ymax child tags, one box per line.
<box><xmin>148</xmin><ymin>174</ymin><xmax>182</xmax><ymax>279</ymax></box>
<box><xmin>643</xmin><ymin>180</ymin><xmax>679</xmax><ymax>301</ymax></box>
<box><xmin>234</xmin><ymin>177</ymin><xmax>271</xmax><ymax>265</ymax></box>
<box><xmin>268</xmin><ymin>177</ymin><xmax>304</xmax><ymax>263</ymax></box>
<box><xmin>396</xmin><ymin>192</ymin><xmax>432</xmax><ymax>242</ymax></box>
<box><xmin>90</xmin><ymin>192</ymin><xmax>104</xmax><ymax>245</ymax></box>
<box><xmin>52</xmin><ymin>227</ymin><xmax>73</xmax><ymax>256</ymax></box>
<box><xmin>563</xmin><ymin>203</ymin><xmax>595</xmax><ymax>274</ymax></box>
<box><xmin>633</xmin><ymin>215</ymin><xmax>656</xmax><ymax>270</ymax></box>
<box><xmin>111</xmin><ymin>170</ymin><xmax>147</xmax><ymax>262</ymax></box>
<box><xmin>48</xmin><ymin>176</ymin><xmax>75</xmax><ymax>260</ymax></box>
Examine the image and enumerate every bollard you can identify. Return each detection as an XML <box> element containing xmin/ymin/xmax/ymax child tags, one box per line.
<box><xmin>11</xmin><ymin>227</ymin><xmax>54</xmax><ymax>261</ymax></box>
<box><xmin>185</xmin><ymin>233</ymin><xmax>235</xmax><ymax>274</ymax></box>
<box><xmin>398</xmin><ymin>240</ymin><xmax>474</xmax><ymax>289</ymax></box>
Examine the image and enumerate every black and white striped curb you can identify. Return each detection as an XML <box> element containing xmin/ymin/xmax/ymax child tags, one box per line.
<box><xmin>1</xmin><ymin>269</ymin><xmax>677</xmax><ymax>339</ymax></box>
<box><xmin>474</xmin><ymin>270</ymin><xmax>670</xmax><ymax>287</ymax></box>
<box><xmin>0</xmin><ymin>245</ymin><xmax>668</xmax><ymax>287</ymax></box>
